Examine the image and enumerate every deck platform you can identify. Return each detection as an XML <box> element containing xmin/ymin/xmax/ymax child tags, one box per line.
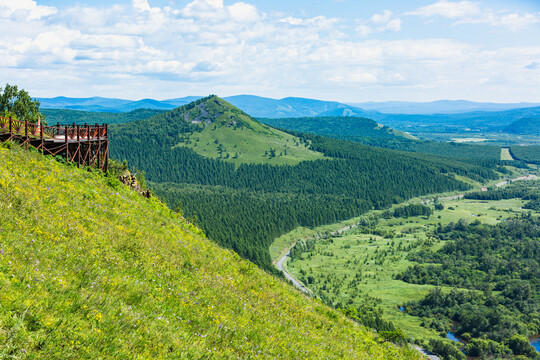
<box><xmin>0</xmin><ymin>116</ymin><xmax>109</xmax><ymax>172</ymax></box>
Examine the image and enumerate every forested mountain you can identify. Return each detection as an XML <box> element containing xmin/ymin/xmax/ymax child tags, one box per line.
<box><xmin>504</xmin><ymin>117</ymin><xmax>540</xmax><ymax>135</ymax></box>
<box><xmin>259</xmin><ymin>116</ymin><xmax>415</xmax><ymax>141</ymax></box>
<box><xmin>258</xmin><ymin>118</ymin><xmax>506</xmax><ymax>162</ymax></box>
<box><xmin>109</xmin><ymin>96</ymin><xmax>499</xmax><ymax>274</ymax></box>
<box><xmin>224</xmin><ymin>95</ymin><xmax>376</xmax><ymax>119</ymax></box>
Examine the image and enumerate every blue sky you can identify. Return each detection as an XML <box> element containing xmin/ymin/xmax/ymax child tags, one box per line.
<box><xmin>1</xmin><ymin>0</ymin><xmax>539</xmax><ymax>102</ymax></box>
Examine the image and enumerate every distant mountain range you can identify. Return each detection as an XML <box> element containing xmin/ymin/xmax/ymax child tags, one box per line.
<box><xmin>349</xmin><ymin>100</ymin><xmax>540</xmax><ymax>115</ymax></box>
<box><xmin>38</xmin><ymin>95</ymin><xmax>540</xmax><ymax>135</ymax></box>
<box><xmin>36</xmin><ymin>96</ymin><xmax>201</xmax><ymax>113</ymax></box>
<box><xmin>38</xmin><ymin>95</ymin><xmax>540</xmax><ymax>116</ymax></box>
<box><xmin>37</xmin><ymin>95</ymin><xmax>377</xmax><ymax>118</ymax></box>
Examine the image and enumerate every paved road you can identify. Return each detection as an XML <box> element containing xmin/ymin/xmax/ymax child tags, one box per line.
<box><xmin>496</xmin><ymin>174</ymin><xmax>537</xmax><ymax>187</ymax></box>
<box><xmin>275</xmin><ymin>249</ymin><xmax>311</xmax><ymax>294</ymax></box>
<box><xmin>414</xmin><ymin>346</ymin><xmax>442</xmax><ymax>360</ymax></box>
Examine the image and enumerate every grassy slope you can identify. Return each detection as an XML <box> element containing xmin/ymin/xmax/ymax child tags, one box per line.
<box><xmin>176</xmin><ymin>97</ymin><xmax>324</xmax><ymax>165</ymax></box>
<box><xmin>183</xmin><ymin>125</ymin><xmax>323</xmax><ymax>165</ymax></box>
<box><xmin>0</xmin><ymin>144</ymin><xmax>420</xmax><ymax>359</ymax></box>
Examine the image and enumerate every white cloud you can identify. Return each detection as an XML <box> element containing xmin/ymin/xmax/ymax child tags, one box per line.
<box><xmin>408</xmin><ymin>1</ymin><xmax>540</xmax><ymax>32</ymax></box>
<box><xmin>356</xmin><ymin>10</ymin><xmax>401</xmax><ymax>37</ymax></box>
<box><xmin>181</xmin><ymin>0</ymin><xmax>225</xmax><ymax>20</ymax></box>
<box><xmin>0</xmin><ymin>0</ymin><xmax>56</xmax><ymax>20</ymax></box>
<box><xmin>228</xmin><ymin>2</ymin><xmax>260</xmax><ymax>23</ymax></box>
<box><xmin>493</xmin><ymin>13</ymin><xmax>540</xmax><ymax>32</ymax></box>
<box><xmin>0</xmin><ymin>0</ymin><xmax>539</xmax><ymax>102</ymax></box>
<box><xmin>406</xmin><ymin>0</ymin><xmax>481</xmax><ymax>19</ymax></box>
<box><xmin>278</xmin><ymin>16</ymin><xmax>340</xmax><ymax>29</ymax></box>
<box><xmin>329</xmin><ymin>72</ymin><xmax>378</xmax><ymax>84</ymax></box>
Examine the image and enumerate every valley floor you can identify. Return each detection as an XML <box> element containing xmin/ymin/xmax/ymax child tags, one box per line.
<box><xmin>272</xmin><ymin>166</ymin><xmax>540</xmax><ymax>349</ymax></box>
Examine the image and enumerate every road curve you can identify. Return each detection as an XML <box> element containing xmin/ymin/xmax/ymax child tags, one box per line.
<box><xmin>275</xmin><ymin>249</ymin><xmax>312</xmax><ymax>294</ymax></box>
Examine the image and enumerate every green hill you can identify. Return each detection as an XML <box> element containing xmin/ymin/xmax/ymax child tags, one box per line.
<box><xmin>112</xmin><ymin>95</ymin><xmax>324</xmax><ymax>166</ymax></box>
<box><xmin>0</xmin><ymin>143</ymin><xmax>420</xmax><ymax>359</ymax></box>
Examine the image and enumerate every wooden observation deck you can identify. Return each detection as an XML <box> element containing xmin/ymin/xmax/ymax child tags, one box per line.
<box><xmin>0</xmin><ymin>116</ymin><xmax>109</xmax><ymax>172</ymax></box>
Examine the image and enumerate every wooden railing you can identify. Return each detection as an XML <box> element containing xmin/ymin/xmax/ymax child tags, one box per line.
<box><xmin>0</xmin><ymin>116</ymin><xmax>109</xmax><ymax>171</ymax></box>
<box><xmin>0</xmin><ymin>116</ymin><xmax>107</xmax><ymax>140</ymax></box>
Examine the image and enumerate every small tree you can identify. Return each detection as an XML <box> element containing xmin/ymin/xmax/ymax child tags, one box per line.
<box><xmin>0</xmin><ymin>83</ymin><xmax>44</xmax><ymax>123</ymax></box>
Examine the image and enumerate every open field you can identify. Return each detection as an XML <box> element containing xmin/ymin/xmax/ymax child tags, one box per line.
<box><xmin>500</xmin><ymin>147</ymin><xmax>514</xmax><ymax>160</ymax></box>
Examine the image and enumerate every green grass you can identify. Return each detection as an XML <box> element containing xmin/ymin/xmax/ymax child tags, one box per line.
<box><xmin>283</xmin><ymin>175</ymin><xmax>539</xmax><ymax>345</ymax></box>
<box><xmin>500</xmin><ymin>147</ymin><xmax>514</xmax><ymax>161</ymax></box>
<box><xmin>181</xmin><ymin>124</ymin><xmax>324</xmax><ymax>165</ymax></box>
<box><xmin>0</xmin><ymin>143</ymin><xmax>421</xmax><ymax>359</ymax></box>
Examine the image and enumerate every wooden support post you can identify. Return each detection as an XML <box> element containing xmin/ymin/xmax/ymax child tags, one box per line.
<box><xmin>86</xmin><ymin>123</ymin><xmax>90</xmax><ymax>167</ymax></box>
<box><xmin>76</xmin><ymin>125</ymin><xmax>80</xmax><ymax>168</ymax></box>
<box><xmin>40</xmin><ymin>123</ymin><xmax>43</xmax><ymax>154</ymax></box>
<box><xmin>97</xmin><ymin>125</ymin><xmax>101</xmax><ymax>170</ymax></box>
<box><xmin>65</xmin><ymin>125</ymin><xmax>69</xmax><ymax>163</ymax></box>
<box><xmin>104</xmin><ymin>124</ymin><xmax>109</xmax><ymax>171</ymax></box>
<box><xmin>25</xmin><ymin>119</ymin><xmax>29</xmax><ymax>149</ymax></box>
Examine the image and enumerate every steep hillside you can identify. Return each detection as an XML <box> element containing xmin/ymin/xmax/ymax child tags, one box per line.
<box><xmin>0</xmin><ymin>144</ymin><xmax>420</xmax><ymax>359</ymax></box>
<box><xmin>173</xmin><ymin>96</ymin><xmax>325</xmax><ymax>165</ymax></box>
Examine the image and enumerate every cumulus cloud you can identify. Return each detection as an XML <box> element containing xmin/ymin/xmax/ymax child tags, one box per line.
<box><xmin>408</xmin><ymin>0</ymin><xmax>540</xmax><ymax>31</ymax></box>
<box><xmin>0</xmin><ymin>0</ymin><xmax>57</xmax><ymax>20</ymax></box>
<box><xmin>1</xmin><ymin>0</ymin><xmax>539</xmax><ymax>102</ymax></box>
<box><xmin>228</xmin><ymin>2</ymin><xmax>260</xmax><ymax>23</ymax></box>
<box><xmin>406</xmin><ymin>0</ymin><xmax>481</xmax><ymax>19</ymax></box>
<box><xmin>356</xmin><ymin>10</ymin><xmax>401</xmax><ymax>37</ymax></box>
<box><xmin>492</xmin><ymin>13</ymin><xmax>540</xmax><ymax>32</ymax></box>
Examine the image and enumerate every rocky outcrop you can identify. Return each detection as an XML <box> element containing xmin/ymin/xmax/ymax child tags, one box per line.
<box><xmin>118</xmin><ymin>172</ymin><xmax>151</xmax><ymax>198</ymax></box>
